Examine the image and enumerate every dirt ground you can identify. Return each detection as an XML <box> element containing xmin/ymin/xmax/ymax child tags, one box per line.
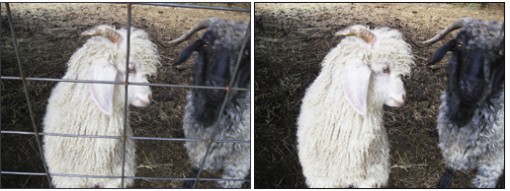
<box><xmin>254</xmin><ymin>3</ymin><xmax>503</xmax><ymax>188</ymax></box>
<box><xmin>0</xmin><ymin>3</ymin><xmax>249</xmax><ymax>188</ymax></box>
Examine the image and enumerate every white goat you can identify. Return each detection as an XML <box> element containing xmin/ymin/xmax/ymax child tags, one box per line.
<box><xmin>296</xmin><ymin>25</ymin><xmax>414</xmax><ymax>188</ymax></box>
<box><xmin>42</xmin><ymin>25</ymin><xmax>160</xmax><ymax>188</ymax></box>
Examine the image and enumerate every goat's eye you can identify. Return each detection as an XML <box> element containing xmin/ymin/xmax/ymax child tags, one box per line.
<box><xmin>128</xmin><ymin>66</ymin><xmax>136</xmax><ymax>74</ymax></box>
<box><xmin>382</xmin><ymin>67</ymin><xmax>390</xmax><ymax>74</ymax></box>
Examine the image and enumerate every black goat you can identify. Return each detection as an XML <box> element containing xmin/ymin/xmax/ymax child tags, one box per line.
<box><xmin>170</xmin><ymin>17</ymin><xmax>250</xmax><ymax>188</ymax></box>
<box><xmin>416</xmin><ymin>18</ymin><xmax>504</xmax><ymax>188</ymax></box>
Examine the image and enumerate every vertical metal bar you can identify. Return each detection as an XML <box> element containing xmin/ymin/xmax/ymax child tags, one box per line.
<box><xmin>5</xmin><ymin>3</ymin><xmax>53</xmax><ymax>188</ymax></box>
<box><xmin>120</xmin><ymin>3</ymin><xmax>132</xmax><ymax>188</ymax></box>
<box><xmin>0</xmin><ymin>3</ymin><xmax>3</xmax><ymax>188</ymax></box>
<box><xmin>193</xmin><ymin>22</ymin><xmax>251</xmax><ymax>188</ymax></box>
<box><xmin>229</xmin><ymin>25</ymin><xmax>251</xmax><ymax>88</ymax></box>
<box><xmin>248</xmin><ymin>4</ymin><xmax>253</xmax><ymax>188</ymax></box>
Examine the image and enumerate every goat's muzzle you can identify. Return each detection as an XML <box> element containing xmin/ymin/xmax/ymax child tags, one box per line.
<box><xmin>457</xmin><ymin>75</ymin><xmax>487</xmax><ymax>104</ymax></box>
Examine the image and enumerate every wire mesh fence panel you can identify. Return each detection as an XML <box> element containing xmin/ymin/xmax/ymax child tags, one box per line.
<box><xmin>0</xmin><ymin>2</ymin><xmax>251</xmax><ymax>188</ymax></box>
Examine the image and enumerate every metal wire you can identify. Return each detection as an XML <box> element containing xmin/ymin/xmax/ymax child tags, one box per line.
<box><xmin>1</xmin><ymin>170</ymin><xmax>250</xmax><ymax>182</ymax></box>
<box><xmin>0</xmin><ymin>130</ymin><xmax>250</xmax><ymax>143</ymax></box>
<box><xmin>135</xmin><ymin>2</ymin><xmax>250</xmax><ymax>12</ymax></box>
<box><xmin>0</xmin><ymin>76</ymin><xmax>250</xmax><ymax>91</ymax></box>
<box><xmin>0</xmin><ymin>2</ymin><xmax>251</xmax><ymax>188</ymax></box>
<box><xmin>0</xmin><ymin>3</ymin><xmax>3</xmax><ymax>187</ymax></box>
<box><xmin>5</xmin><ymin>3</ymin><xmax>53</xmax><ymax>187</ymax></box>
<box><xmin>119</xmin><ymin>3</ymin><xmax>132</xmax><ymax>188</ymax></box>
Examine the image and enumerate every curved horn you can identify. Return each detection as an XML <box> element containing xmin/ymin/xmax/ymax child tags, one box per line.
<box><xmin>81</xmin><ymin>25</ymin><xmax>122</xmax><ymax>44</ymax></box>
<box><xmin>415</xmin><ymin>18</ymin><xmax>473</xmax><ymax>47</ymax></box>
<box><xmin>169</xmin><ymin>18</ymin><xmax>218</xmax><ymax>45</ymax></box>
<box><xmin>335</xmin><ymin>25</ymin><xmax>376</xmax><ymax>44</ymax></box>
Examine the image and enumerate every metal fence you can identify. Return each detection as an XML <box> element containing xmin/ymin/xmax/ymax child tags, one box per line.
<box><xmin>0</xmin><ymin>2</ymin><xmax>251</xmax><ymax>188</ymax></box>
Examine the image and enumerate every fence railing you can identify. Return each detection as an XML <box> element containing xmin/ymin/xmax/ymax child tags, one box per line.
<box><xmin>0</xmin><ymin>2</ymin><xmax>251</xmax><ymax>188</ymax></box>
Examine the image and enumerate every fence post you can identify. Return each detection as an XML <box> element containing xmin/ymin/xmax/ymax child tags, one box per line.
<box><xmin>5</xmin><ymin>3</ymin><xmax>53</xmax><ymax>188</ymax></box>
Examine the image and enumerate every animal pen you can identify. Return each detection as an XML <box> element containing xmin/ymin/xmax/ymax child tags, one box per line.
<box><xmin>254</xmin><ymin>3</ymin><xmax>503</xmax><ymax>188</ymax></box>
<box><xmin>0</xmin><ymin>3</ymin><xmax>250</xmax><ymax>188</ymax></box>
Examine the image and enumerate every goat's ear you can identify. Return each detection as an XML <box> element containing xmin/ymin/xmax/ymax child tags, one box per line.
<box><xmin>341</xmin><ymin>61</ymin><xmax>372</xmax><ymax>115</ymax></box>
<box><xmin>174</xmin><ymin>39</ymin><xmax>202</xmax><ymax>65</ymax></box>
<box><xmin>429</xmin><ymin>40</ymin><xmax>456</xmax><ymax>65</ymax></box>
<box><xmin>88</xmin><ymin>62</ymin><xmax>118</xmax><ymax>115</ymax></box>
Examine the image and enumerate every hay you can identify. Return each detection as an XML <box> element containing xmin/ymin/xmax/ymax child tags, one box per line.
<box><xmin>254</xmin><ymin>3</ymin><xmax>503</xmax><ymax>188</ymax></box>
<box><xmin>1</xmin><ymin>3</ymin><xmax>249</xmax><ymax>188</ymax></box>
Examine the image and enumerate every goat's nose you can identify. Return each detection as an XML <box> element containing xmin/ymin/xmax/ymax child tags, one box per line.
<box><xmin>133</xmin><ymin>93</ymin><xmax>152</xmax><ymax>107</ymax></box>
<box><xmin>386</xmin><ymin>92</ymin><xmax>406</xmax><ymax>108</ymax></box>
<box><xmin>142</xmin><ymin>93</ymin><xmax>152</xmax><ymax>104</ymax></box>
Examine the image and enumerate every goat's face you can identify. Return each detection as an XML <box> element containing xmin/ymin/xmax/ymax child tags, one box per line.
<box><xmin>341</xmin><ymin>59</ymin><xmax>407</xmax><ymax>115</ymax></box>
<box><xmin>176</xmin><ymin>30</ymin><xmax>250</xmax><ymax>126</ymax></box>
<box><xmin>429</xmin><ymin>27</ymin><xmax>504</xmax><ymax>126</ymax></box>
<box><xmin>116</xmin><ymin>27</ymin><xmax>158</xmax><ymax>109</ymax></box>
<box><xmin>450</xmin><ymin>31</ymin><xmax>504</xmax><ymax>104</ymax></box>
<box><xmin>84</xmin><ymin>25</ymin><xmax>159</xmax><ymax>115</ymax></box>
<box><xmin>337</xmin><ymin>25</ymin><xmax>413</xmax><ymax>115</ymax></box>
<box><xmin>197</xmin><ymin>32</ymin><xmax>250</xmax><ymax>89</ymax></box>
<box><xmin>119</xmin><ymin>60</ymin><xmax>153</xmax><ymax>108</ymax></box>
<box><xmin>371</xmin><ymin>61</ymin><xmax>407</xmax><ymax>108</ymax></box>
<box><xmin>88</xmin><ymin>58</ymin><xmax>153</xmax><ymax>115</ymax></box>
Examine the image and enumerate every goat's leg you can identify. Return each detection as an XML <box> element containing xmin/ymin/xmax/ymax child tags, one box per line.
<box><xmin>496</xmin><ymin>170</ymin><xmax>504</xmax><ymax>188</ymax></box>
<box><xmin>473</xmin><ymin>164</ymin><xmax>504</xmax><ymax>188</ymax></box>
<box><xmin>217</xmin><ymin>149</ymin><xmax>250</xmax><ymax>188</ymax></box>
<box><xmin>183</xmin><ymin>168</ymin><xmax>199</xmax><ymax>188</ymax></box>
<box><xmin>359</xmin><ymin>130</ymin><xmax>389</xmax><ymax>188</ymax></box>
<box><xmin>105</xmin><ymin>140</ymin><xmax>136</xmax><ymax>188</ymax></box>
<box><xmin>438</xmin><ymin>167</ymin><xmax>454</xmax><ymax>188</ymax></box>
<box><xmin>472</xmin><ymin>149</ymin><xmax>504</xmax><ymax>188</ymax></box>
<box><xmin>218</xmin><ymin>162</ymin><xmax>250</xmax><ymax>188</ymax></box>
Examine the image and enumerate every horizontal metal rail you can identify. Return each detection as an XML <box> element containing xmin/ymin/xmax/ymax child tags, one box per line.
<box><xmin>0</xmin><ymin>130</ymin><xmax>250</xmax><ymax>144</ymax></box>
<box><xmin>1</xmin><ymin>171</ymin><xmax>250</xmax><ymax>182</ymax></box>
<box><xmin>0</xmin><ymin>76</ymin><xmax>250</xmax><ymax>91</ymax></box>
<box><xmin>135</xmin><ymin>2</ymin><xmax>250</xmax><ymax>12</ymax></box>
<box><xmin>1</xmin><ymin>1</ymin><xmax>251</xmax><ymax>188</ymax></box>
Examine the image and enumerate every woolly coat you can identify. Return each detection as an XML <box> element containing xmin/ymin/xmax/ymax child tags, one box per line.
<box><xmin>297</xmin><ymin>27</ymin><xmax>413</xmax><ymax>188</ymax></box>
<box><xmin>435</xmin><ymin>19</ymin><xmax>504</xmax><ymax>188</ymax></box>
<box><xmin>183</xmin><ymin>91</ymin><xmax>250</xmax><ymax>188</ymax></box>
<box><xmin>42</xmin><ymin>26</ymin><xmax>159</xmax><ymax>188</ymax></box>
<box><xmin>181</xmin><ymin>19</ymin><xmax>250</xmax><ymax>188</ymax></box>
<box><xmin>437</xmin><ymin>88</ymin><xmax>504</xmax><ymax>188</ymax></box>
